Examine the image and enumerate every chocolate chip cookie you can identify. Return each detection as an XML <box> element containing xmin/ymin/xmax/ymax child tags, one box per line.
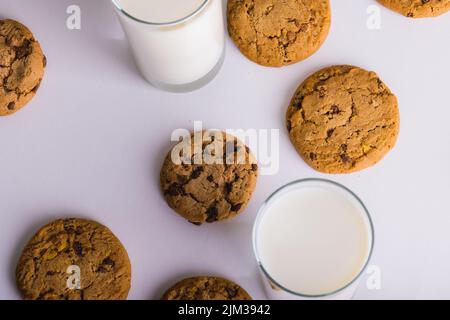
<box><xmin>286</xmin><ymin>65</ymin><xmax>400</xmax><ymax>174</ymax></box>
<box><xmin>0</xmin><ymin>19</ymin><xmax>46</xmax><ymax>116</ymax></box>
<box><xmin>227</xmin><ymin>0</ymin><xmax>331</xmax><ymax>67</ymax></box>
<box><xmin>16</xmin><ymin>218</ymin><xmax>131</xmax><ymax>300</ymax></box>
<box><xmin>161</xmin><ymin>276</ymin><xmax>252</xmax><ymax>300</ymax></box>
<box><xmin>160</xmin><ymin>131</ymin><xmax>258</xmax><ymax>225</ymax></box>
<box><xmin>378</xmin><ymin>0</ymin><xmax>450</xmax><ymax>18</ymax></box>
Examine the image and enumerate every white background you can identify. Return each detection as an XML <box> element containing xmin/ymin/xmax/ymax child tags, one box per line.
<box><xmin>0</xmin><ymin>0</ymin><xmax>449</xmax><ymax>300</ymax></box>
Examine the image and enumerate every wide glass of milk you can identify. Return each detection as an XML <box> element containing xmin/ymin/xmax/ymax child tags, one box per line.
<box><xmin>111</xmin><ymin>0</ymin><xmax>225</xmax><ymax>92</ymax></box>
<box><xmin>253</xmin><ymin>179</ymin><xmax>374</xmax><ymax>300</ymax></box>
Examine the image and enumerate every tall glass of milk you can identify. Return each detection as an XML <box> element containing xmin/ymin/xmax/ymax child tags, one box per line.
<box><xmin>253</xmin><ymin>179</ymin><xmax>374</xmax><ymax>300</ymax></box>
<box><xmin>111</xmin><ymin>0</ymin><xmax>225</xmax><ymax>92</ymax></box>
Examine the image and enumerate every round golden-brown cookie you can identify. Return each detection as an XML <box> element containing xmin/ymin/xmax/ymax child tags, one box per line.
<box><xmin>161</xmin><ymin>276</ymin><xmax>252</xmax><ymax>300</ymax></box>
<box><xmin>160</xmin><ymin>131</ymin><xmax>258</xmax><ymax>225</ymax></box>
<box><xmin>0</xmin><ymin>19</ymin><xmax>46</xmax><ymax>116</ymax></box>
<box><xmin>378</xmin><ymin>0</ymin><xmax>450</xmax><ymax>18</ymax></box>
<box><xmin>286</xmin><ymin>65</ymin><xmax>400</xmax><ymax>174</ymax></box>
<box><xmin>227</xmin><ymin>0</ymin><xmax>331</xmax><ymax>67</ymax></box>
<box><xmin>16</xmin><ymin>218</ymin><xmax>131</xmax><ymax>300</ymax></box>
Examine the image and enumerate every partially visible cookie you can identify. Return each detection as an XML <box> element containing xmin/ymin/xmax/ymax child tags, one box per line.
<box><xmin>378</xmin><ymin>0</ymin><xmax>450</xmax><ymax>18</ymax></box>
<box><xmin>286</xmin><ymin>65</ymin><xmax>400</xmax><ymax>174</ymax></box>
<box><xmin>0</xmin><ymin>19</ymin><xmax>46</xmax><ymax>116</ymax></box>
<box><xmin>162</xmin><ymin>276</ymin><xmax>252</xmax><ymax>300</ymax></box>
<box><xmin>16</xmin><ymin>218</ymin><xmax>131</xmax><ymax>300</ymax></box>
<box><xmin>227</xmin><ymin>0</ymin><xmax>331</xmax><ymax>67</ymax></box>
<box><xmin>160</xmin><ymin>131</ymin><xmax>258</xmax><ymax>225</ymax></box>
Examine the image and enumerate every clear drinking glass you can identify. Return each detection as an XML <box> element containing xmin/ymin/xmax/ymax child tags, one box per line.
<box><xmin>111</xmin><ymin>0</ymin><xmax>225</xmax><ymax>92</ymax></box>
<box><xmin>253</xmin><ymin>178</ymin><xmax>375</xmax><ymax>300</ymax></box>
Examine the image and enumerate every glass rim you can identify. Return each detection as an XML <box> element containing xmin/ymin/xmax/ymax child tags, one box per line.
<box><xmin>111</xmin><ymin>0</ymin><xmax>210</xmax><ymax>26</ymax></box>
<box><xmin>252</xmin><ymin>178</ymin><xmax>375</xmax><ymax>299</ymax></box>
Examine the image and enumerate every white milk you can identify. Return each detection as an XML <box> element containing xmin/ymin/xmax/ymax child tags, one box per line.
<box><xmin>112</xmin><ymin>0</ymin><xmax>225</xmax><ymax>91</ymax></box>
<box><xmin>117</xmin><ymin>0</ymin><xmax>206</xmax><ymax>23</ymax></box>
<box><xmin>254</xmin><ymin>180</ymin><xmax>373</xmax><ymax>300</ymax></box>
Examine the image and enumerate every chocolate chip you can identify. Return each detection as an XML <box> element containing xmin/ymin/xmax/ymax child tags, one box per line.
<box><xmin>46</xmin><ymin>271</ymin><xmax>55</xmax><ymax>276</ymax></box>
<box><xmin>294</xmin><ymin>96</ymin><xmax>304</xmax><ymax>110</ymax></box>
<box><xmin>225</xmin><ymin>182</ymin><xmax>233</xmax><ymax>193</ymax></box>
<box><xmin>340</xmin><ymin>154</ymin><xmax>351</xmax><ymax>163</ymax></box>
<box><xmin>207</xmin><ymin>175</ymin><xmax>214</xmax><ymax>182</ymax></box>
<box><xmin>341</xmin><ymin>144</ymin><xmax>348</xmax><ymax>152</ymax></box>
<box><xmin>166</xmin><ymin>183</ymin><xmax>183</xmax><ymax>196</ymax></box>
<box><xmin>177</xmin><ymin>175</ymin><xmax>187</xmax><ymax>183</ymax></box>
<box><xmin>226</xmin><ymin>288</ymin><xmax>237</xmax><ymax>298</ymax></box>
<box><xmin>287</xmin><ymin>121</ymin><xmax>292</xmax><ymax>131</ymax></box>
<box><xmin>327</xmin><ymin>129</ymin><xmax>334</xmax><ymax>138</ymax></box>
<box><xmin>7</xmin><ymin>102</ymin><xmax>15</xmax><ymax>110</ymax></box>
<box><xmin>206</xmin><ymin>207</ymin><xmax>219</xmax><ymax>223</ymax></box>
<box><xmin>97</xmin><ymin>266</ymin><xmax>107</xmax><ymax>273</ymax></box>
<box><xmin>102</xmin><ymin>257</ymin><xmax>115</xmax><ymax>267</ymax></box>
<box><xmin>189</xmin><ymin>221</ymin><xmax>202</xmax><ymax>226</ymax></box>
<box><xmin>73</xmin><ymin>242</ymin><xmax>83</xmax><ymax>256</ymax></box>
<box><xmin>309</xmin><ymin>152</ymin><xmax>317</xmax><ymax>161</ymax></box>
<box><xmin>330</xmin><ymin>105</ymin><xmax>340</xmax><ymax>114</ymax></box>
<box><xmin>231</xmin><ymin>203</ymin><xmax>242</xmax><ymax>212</ymax></box>
<box><xmin>191</xmin><ymin>167</ymin><xmax>203</xmax><ymax>179</ymax></box>
<box><xmin>43</xmin><ymin>55</ymin><xmax>47</xmax><ymax>67</ymax></box>
<box><xmin>252</xmin><ymin>164</ymin><xmax>258</xmax><ymax>171</ymax></box>
<box><xmin>15</xmin><ymin>40</ymin><xmax>31</xmax><ymax>59</ymax></box>
<box><xmin>96</xmin><ymin>257</ymin><xmax>115</xmax><ymax>273</ymax></box>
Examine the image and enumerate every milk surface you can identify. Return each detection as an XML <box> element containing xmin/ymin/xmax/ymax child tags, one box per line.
<box><xmin>117</xmin><ymin>0</ymin><xmax>205</xmax><ymax>23</ymax></box>
<box><xmin>256</xmin><ymin>183</ymin><xmax>371</xmax><ymax>297</ymax></box>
